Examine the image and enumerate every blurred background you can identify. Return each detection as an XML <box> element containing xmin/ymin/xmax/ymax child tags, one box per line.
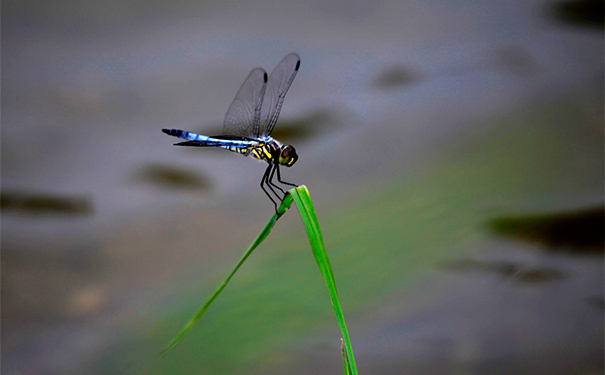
<box><xmin>2</xmin><ymin>0</ymin><xmax>603</xmax><ymax>374</ymax></box>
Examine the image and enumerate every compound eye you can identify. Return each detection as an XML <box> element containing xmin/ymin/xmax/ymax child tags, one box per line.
<box><xmin>281</xmin><ymin>145</ymin><xmax>295</xmax><ymax>158</ymax></box>
<box><xmin>279</xmin><ymin>145</ymin><xmax>298</xmax><ymax>166</ymax></box>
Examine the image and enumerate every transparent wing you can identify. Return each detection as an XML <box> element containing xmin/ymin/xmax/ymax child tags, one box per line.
<box><xmin>260</xmin><ymin>53</ymin><xmax>300</xmax><ymax>137</ymax></box>
<box><xmin>223</xmin><ymin>68</ymin><xmax>268</xmax><ymax>137</ymax></box>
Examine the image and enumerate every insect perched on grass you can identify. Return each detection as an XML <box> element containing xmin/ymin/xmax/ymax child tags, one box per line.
<box><xmin>163</xmin><ymin>53</ymin><xmax>301</xmax><ymax>210</ymax></box>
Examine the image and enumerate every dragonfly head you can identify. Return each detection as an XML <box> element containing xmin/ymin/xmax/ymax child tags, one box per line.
<box><xmin>278</xmin><ymin>145</ymin><xmax>298</xmax><ymax>167</ymax></box>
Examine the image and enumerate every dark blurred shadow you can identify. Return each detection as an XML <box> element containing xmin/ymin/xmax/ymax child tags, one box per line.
<box><xmin>549</xmin><ymin>0</ymin><xmax>604</xmax><ymax>28</ymax></box>
<box><xmin>191</xmin><ymin>108</ymin><xmax>336</xmax><ymax>145</ymax></box>
<box><xmin>133</xmin><ymin>164</ymin><xmax>210</xmax><ymax>191</ymax></box>
<box><xmin>1</xmin><ymin>192</ymin><xmax>93</xmax><ymax>216</ymax></box>
<box><xmin>489</xmin><ymin>45</ymin><xmax>540</xmax><ymax>77</ymax></box>
<box><xmin>2</xmin><ymin>249</ymin><xmax>102</xmax><ymax>322</ymax></box>
<box><xmin>372</xmin><ymin>64</ymin><xmax>422</xmax><ymax>89</ymax></box>
<box><xmin>437</xmin><ymin>259</ymin><xmax>568</xmax><ymax>284</ymax></box>
<box><xmin>513</xmin><ymin>267</ymin><xmax>568</xmax><ymax>284</ymax></box>
<box><xmin>585</xmin><ymin>296</ymin><xmax>605</xmax><ymax>310</ymax></box>
<box><xmin>270</xmin><ymin>109</ymin><xmax>336</xmax><ymax>143</ymax></box>
<box><xmin>438</xmin><ymin>259</ymin><xmax>569</xmax><ymax>286</ymax></box>
<box><xmin>488</xmin><ymin>207</ymin><xmax>604</xmax><ymax>255</ymax></box>
<box><xmin>438</xmin><ymin>259</ymin><xmax>520</xmax><ymax>277</ymax></box>
<box><xmin>375</xmin><ymin>45</ymin><xmax>539</xmax><ymax>91</ymax></box>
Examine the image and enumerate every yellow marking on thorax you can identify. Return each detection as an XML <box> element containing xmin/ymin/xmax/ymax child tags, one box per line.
<box><xmin>251</xmin><ymin>143</ymin><xmax>277</xmax><ymax>162</ymax></box>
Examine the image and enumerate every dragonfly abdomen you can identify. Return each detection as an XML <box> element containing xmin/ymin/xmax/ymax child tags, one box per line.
<box><xmin>162</xmin><ymin>129</ymin><xmax>211</xmax><ymax>142</ymax></box>
<box><xmin>162</xmin><ymin>128</ymin><xmax>257</xmax><ymax>150</ymax></box>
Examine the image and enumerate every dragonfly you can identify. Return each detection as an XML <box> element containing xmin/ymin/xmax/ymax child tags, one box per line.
<box><xmin>162</xmin><ymin>53</ymin><xmax>301</xmax><ymax>210</ymax></box>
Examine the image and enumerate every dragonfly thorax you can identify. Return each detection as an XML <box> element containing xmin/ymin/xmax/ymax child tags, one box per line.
<box><xmin>250</xmin><ymin>138</ymin><xmax>297</xmax><ymax>167</ymax></box>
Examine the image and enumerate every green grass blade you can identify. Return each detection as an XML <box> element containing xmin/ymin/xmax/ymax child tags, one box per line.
<box><xmin>340</xmin><ymin>338</ymin><xmax>352</xmax><ymax>375</ymax></box>
<box><xmin>161</xmin><ymin>186</ymin><xmax>358</xmax><ymax>372</ymax></box>
<box><xmin>160</xmin><ymin>194</ymin><xmax>294</xmax><ymax>355</ymax></box>
<box><xmin>290</xmin><ymin>186</ymin><xmax>359</xmax><ymax>375</ymax></box>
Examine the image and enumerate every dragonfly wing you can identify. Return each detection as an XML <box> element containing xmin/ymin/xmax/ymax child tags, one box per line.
<box><xmin>260</xmin><ymin>53</ymin><xmax>300</xmax><ymax>137</ymax></box>
<box><xmin>223</xmin><ymin>67</ymin><xmax>268</xmax><ymax>137</ymax></box>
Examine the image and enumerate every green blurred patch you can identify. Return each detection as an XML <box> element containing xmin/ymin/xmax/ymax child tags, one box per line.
<box><xmin>113</xmin><ymin>92</ymin><xmax>603</xmax><ymax>373</ymax></box>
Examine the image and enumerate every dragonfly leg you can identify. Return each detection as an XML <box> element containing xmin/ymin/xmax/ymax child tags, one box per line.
<box><xmin>265</xmin><ymin>164</ymin><xmax>285</xmax><ymax>200</ymax></box>
<box><xmin>267</xmin><ymin>164</ymin><xmax>287</xmax><ymax>195</ymax></box>
<box><xmin>276</xmin><ymin>165</ymin><xmax>298</xmax><ymax>187</ymax></box>
<box><xmin>260</xmin><ymin>164</ymin><xmax>281</xmax><ymax>211</ymax></box>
